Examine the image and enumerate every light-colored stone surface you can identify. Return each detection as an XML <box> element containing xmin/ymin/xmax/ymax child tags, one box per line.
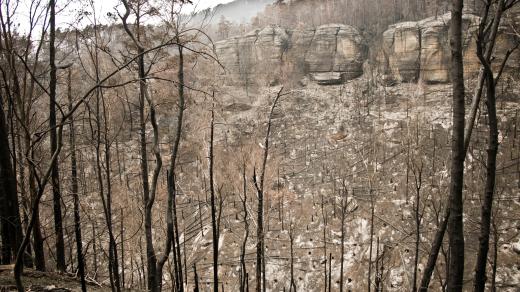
<box><xmin>383</xmin><ymin>21</ymin><xmax>421</xmax><ymax>82</ymax></box>
<box><xmin>310</xmin><ymin>72</ymin><xmax>344</xmax><ymax>85</ymax></box>
<box><xmin>381</xmin><ymin>13</ymin><xmax>486</xmax><ymax>83</ymax></box>
<box><xmin>217</xmin><ymin>12</ymin><xmax>518</xmax><ymax>86</ymax></box>
<box><xmin>216</xmin><ymin>24</ymin><xmax>366</xmax><ymax>85</ymax></box>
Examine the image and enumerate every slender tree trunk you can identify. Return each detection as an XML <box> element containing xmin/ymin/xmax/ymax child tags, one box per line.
<box><xmin>254</xmin><ymin>88</ymin><xmax>283</xmax><ymax>292</ymax></box>
<box><xmin>49</xmin><ymin>0</ymin><xmax>66</xmax><ymax>273</ymax></box>
<box><xmin>321</xmin><ymin>194</ymin><xmax>327</xmax><ymax>292</ymax></box>
<box><xmin>102</xmin><ymin>92</ymin><xmax>121</xmax><ymax>292</ymax></box>
<box><xmin>412</xmin><ymin>167</ymin><xmax>423</xmax><ymax>292</ymax></box>
<box><xmin>328</xmin><ymin>253</ymin><xmax>332</xmax><ymax>292</ymax></box>
<box><xmin>172</xmin><ymin>44</ymin><xmax>185</xmax><ymax>292</ymax></box>
<box><xmin>473</xmin><ymin>2</ymin><xmax>509</xmax><ymax>290</ymax></box>
<box><xmin>490</xmin><ymin>218</ymin><xmax>498</xmax><ymax>292</ymax></box>
<box><xmin>136</xmin><ymin>42</ymin><xmax>158</xmax><ymax>292</ymax></box>
<box><xmin>92</xmin><ymin>223</ymin><xmax>98</xmax><ymax>281</ymax></box>
<box><xmin>121</xmin><ymin>208</ymin><xmax>125</xmax><ymax>288</ymax></box>
<box><xmin>68</xmin><ymin>69</ymin><xmax>87</xmax><ymax>292</ymax></box>
<box><xmin>473</xmin><ymin>38</ymin><xmax>499</xmax><ymax>292</ymax></box>
<box><xmin>447</xmin><ymin>0</ymin><xmax>465</xmax><ymax>290</ymax></box>
<box><xmin>30</xmin><ymin>156</ymin><xmax>45</xmax><ymax>271</ymax></box>
<box><xmin>339</xmin><ymin>187</ymin><xmax>347</xmax><ymax>292</ymax></box>
<box><xmin>368</xmin><ymin>189</ymin><xmax>375</xmax><ymax>292</ymax></box>
<box><xmin>240</xmin><ymin>164</ymin><xmax>249</xmax><ymax>292</ymax></box>
<box><xmin>193</xmin><ymin>264</ymin><xmax>200</xmax><ymax>292</ymax></box>
<box><xmin>289</xmin><ymin>224</ymin><xmax>296</xmax><ymax>292</ymax></box>
<box><xmin>209</xmin><ymin>106</ymin><xmax>219</xmax><ymax>292</ymax></box>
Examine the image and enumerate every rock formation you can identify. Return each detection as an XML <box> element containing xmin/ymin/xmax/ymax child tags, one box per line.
<box><xmin>306</xmin><ymin>24</ymin><xmax>366</xmax><ymax>84</ymax></box>
<box><xmin>216</xmin><ymin>12</ymin><xmax>518</xmax><ymax>85</ymax></box>
<box><xmin>381</xmin><ymin>12</ymin><xmax>519</xmax><ymax>83</ymax></box>
<box><xmin>215</xmin><ymin>24</ymin><xmax>366</xmax><ymax>85</ymax></box>
<box><xmin>381</xmin><ymin>13</ymin><xmax>482</xmax><ymax>83</ymax></box>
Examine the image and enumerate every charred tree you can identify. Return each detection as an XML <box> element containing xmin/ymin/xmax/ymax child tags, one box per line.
<box><xmin>209</xmin><ymin>105</ymin><xmax>219</xmax><ymax>291</ymax></box>
<box><xmin>253</xmin><ymin>88</ymin><xmax>284</xmax><ymax>292</ymax></box>
<box><xmin>446</xmin><ymin>0</ymin><xmax>466</xmax><ymax>290</ymax></box>
<box><xmin>49</xmin><ymin>0</ymin><xmax>66</xmax><ymax>272</ymax></box>
<box><xmin>67</xmin><ymin>69</ymin><xmax>86</xmax><ymax>292</ymax></box>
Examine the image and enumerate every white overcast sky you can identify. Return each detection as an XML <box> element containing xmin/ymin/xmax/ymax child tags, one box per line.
<box><xmin>12</xmin><ymin>0</ymin><xmax>235</xmax><ymax>33</ymax></box>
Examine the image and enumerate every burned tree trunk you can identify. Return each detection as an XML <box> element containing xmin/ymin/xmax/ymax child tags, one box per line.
<box><xmin>49</xmin><ymin>0</ymin><xmax>66</xmax><ymax>272</ymax></box>
<box><xmin>209</xmin><ymin>105</ymin><xmax>219</xmax><ymax>292</ymax></box>
<box><xmin>447</xmin><ymin>0</ymin><xmax>466</xmax><ymax>290</ymax></box>
<box><xmin>67</xmin><ymin>69</ymin><xmax>86</xmax><ymax>292</ymax></box>
<box><xmin>254</xmin><ymin>88</ymin><xmax>284</xmax><ymax>292</ymax></box>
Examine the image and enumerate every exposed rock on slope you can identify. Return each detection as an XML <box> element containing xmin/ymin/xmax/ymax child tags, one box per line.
<box><xmin>305</xmin><ymin>24</ymin><xmax>366</xmax><ymax>83</ymax></box>
<box><xmin>381</xmin><ymin>13</ymin><xmax>481</xmax><ymax>83</ymax></box>
<box><xmin>216</xmin><ymin>12</ymin><xmax>518</xmax><ymax>85</ymax></box>
<box><xmin>382</xmin><ymin>21</ymin><xmax>421</xmax><ymax>83</ymax></box>
<box><xmin>381</xmin><ymin>12</ymin><xmax>519</xmax><ymax>83</ymax></box>
<box><xmin>215</xmin><ymin>25</ymin><xmax>290</xmax><ymax>84</ymax></box>
<box><xmin>215</xmin><ymin>24</ymin><xmax>366</xmax><ymax>85</ymax></box>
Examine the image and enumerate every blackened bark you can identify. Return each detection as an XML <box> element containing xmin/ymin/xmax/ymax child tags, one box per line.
<box><xmin>472</xmin><ymin>6</ymin><xmax>503</xmax><ymax>291</ymax></box>
<box><xmin>473</xmin><ymin>71</ymin><xmax>497</xmax><ymax>288</ymax></box>
<box><xmin>49</xmin><ymin>0</ymin><xmax>66</xmax><ymax>273</ymax></box>
<box><xmin>254</xmin><ymin>88</ymin><xmax>283</xmax><ymax>292</ymax></box>
<box><xmin>419</xmin><ymin>208</ymin><xmax>449</xmax><ymax>291</ymax></box>
<box><xmin>447</xmin><ymin>0</ymin><xmax>465</xmax><ymax>290</ymax></box>
<box><xmin>193</xmin><ymin>264</ymin><xmax>200</xmax><ymax>292</ymax></box>
<box><xmin>68</xmin><ymin>69</ymin><xmax>86</xmax><ymax>292</ymax></box>
<box><xmin>328</xmin><ymin>253</ymin><xmax>332</xmax><ymax>292</ymax></box>
<box><xmin>240</xmin><ymin>164</ymin><xmax>249</xmax><ymax>292</ymax></box>
<box><xmin>137</xmin><ymin>42</ymin><xmax>158</xmax><ymax>292</ymax></box>
<box><xmin>368</xmin><ymin>188</ymin><xmax>375</xmax><ymax>292</ymax></box>
<box><xmin>30</xmin><ymin>162</ymin><xmax>45</xmax><ymax>272</ymax></box>
<box><xmin>0</xmin><ymin>94</ymin><xmax>23</xmax><ymax>265</ymax></box>
<box><xmin>289</xmin><ymin>224</ymin><xmax>296</xmax><ymax>292</ymax></box>
<box><xmin>339</xmin><ymin>188</ymin><xmax>347</xmax><ymax>292</ymax></box>
<box><xmin>412</xmin><ymin>165</ymin><xmax>423</xmax><ymax>292</ymax></box>
<box><xmin>209</xmin><ymin>106</ymin><xmax>219</xmax><ymax>292</ymax></box>
<box><xmin>172</xmin><ymin>44</ymin><xmax>185</xmax><ymax>292</ymax></box>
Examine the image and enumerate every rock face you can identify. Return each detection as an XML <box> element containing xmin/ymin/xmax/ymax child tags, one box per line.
<box><xmin>216</xmin><ymin>13</ymin><xmax>519</xmax><ymax>85</ymax></box>
<box><xmin>215</xmin><ymin>24</ymin><xmax>366</xmax><ymax>85</ymax></box>
<box><xmin>215</xmin><ymin>25</ymin><xmax>290</xmax><ymax>85</ymax></box>
<box><xmin>382</xmin><ymin>21</ymin><xmax>421</xmax><ymax>82</ymax></box>
<box><xmin>306</xmin><ymin>24</ymin><xmax>366</xmax><ymax>83</ymax></box>
<box><xmin>381</xmin><ymin>12</ymin><xmax>519</xmax><ymax>84</ymax></box>
<box><xmin>381</xmin><ymin>13</ymin><xmax>481</xmax><ymax>83</ymax></box>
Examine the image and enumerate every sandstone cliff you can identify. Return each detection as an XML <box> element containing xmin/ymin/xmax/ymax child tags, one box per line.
<box><xmin>215</xmin><ymin>12</ymin><xmax>519</xmax><ymax>85</ymax></box>
<box><xmin>215</xmin><ymin>23</ymin><xmax>367</xmax><ymax>85</ymax></box>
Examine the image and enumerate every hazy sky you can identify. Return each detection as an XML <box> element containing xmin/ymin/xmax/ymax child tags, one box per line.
<box><xmin>12</xmin><ymin>0</ymin><xmax>236</xmax><ymax>32</ymax></box>
<box><xmin>190</xmin><ymin>0</ymin><xmax>236</xmax><ymax>10</ymax></box>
